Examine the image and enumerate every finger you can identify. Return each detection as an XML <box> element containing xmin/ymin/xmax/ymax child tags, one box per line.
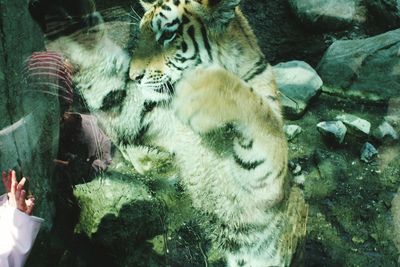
<box><xmin>17</xmin><ymin>177</ymin><xmax>26</xmax><ymax>191</ymax></box>
<box><xmin>15</xmin><ymin>177</ymin><xmax>25</xmax><ymax>198</ymax></box>
<box><xmin>18</xmin><ymin>189</ymin><xmax>27</xmax><ymax>209</ymax></box>
<box><xmin>10</xmin><ymin>170</ymin><xmax>17</xmax><ymax>195</ymax></box>
<box><xmin>26</xmin><ymin>202</ymin><xmax>35</xmax><ymax>216</ymax></box>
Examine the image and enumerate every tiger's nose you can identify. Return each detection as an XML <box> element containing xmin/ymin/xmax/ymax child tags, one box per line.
<box><xmin>129</xmin><ymin>69</ymin><xmax>145</xmax><ymax>82</ymax></box>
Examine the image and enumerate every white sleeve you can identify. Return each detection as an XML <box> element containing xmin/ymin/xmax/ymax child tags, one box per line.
<box><xmin>0</xmin><ymin>194</ymin><xmax>44</xmax><ymax>267</ymax></box>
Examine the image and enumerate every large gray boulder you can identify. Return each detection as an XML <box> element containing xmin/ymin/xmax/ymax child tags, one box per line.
<box><xmin>317</xmin><ymin>29</ymin><xmax>400</xmax><ymax>103</ymax></box>
<box><xmin>273</xmin><ymin>60</ymin><xmax>323</xmax><ymax>119</ymax></box>
<box><xmin>287</xmin><ymin>0</ymin><xmax>365</xmax><ymax>31</ymax></box>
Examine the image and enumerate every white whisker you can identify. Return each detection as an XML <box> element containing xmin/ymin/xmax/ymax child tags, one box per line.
<box><xmin>130</xmin><ymin>5</ymin><xmax>142</xmax><ymax>21</ymax></box>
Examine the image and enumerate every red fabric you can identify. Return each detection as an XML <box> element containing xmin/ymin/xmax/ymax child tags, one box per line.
<box><xmin>26</xmin><ymin>51</ymin><xmax>73</xmax><ymax>105</ymax></box>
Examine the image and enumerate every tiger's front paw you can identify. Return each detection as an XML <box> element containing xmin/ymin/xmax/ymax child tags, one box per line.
<box><xmin>121</xmin><ymin>145</ymin><xmax>173</xmax><ymax>175</ymax></box>
<box><xmin>173</xmin><ymin>67</ymin><xmax>241</xmax><ymax>134</ymax></box>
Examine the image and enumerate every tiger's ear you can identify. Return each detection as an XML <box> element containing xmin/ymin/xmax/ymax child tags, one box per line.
<box><xmin>140</xmin><ymin>0</ymin><xmax>157</xmax><ymax>11</ymax></box>
<box><xmin>196</xmin><ymin>0</ymin><xmax>241</xmax><ymax>29</ymax></box>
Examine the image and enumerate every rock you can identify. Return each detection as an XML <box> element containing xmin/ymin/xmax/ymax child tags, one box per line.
<box><xmin>273</xmin><ymin>61</ymin><xmax>323</xmax><ymax>119</ymax></box>
<box><xmin>317</xmin><ymin>29</ymin><xmax>400</xmax><ymax>103</ymax></box>
<box><xmin>74</xmin><ymin>173</ymin><xmax>161</xmax><ymax>238</ymax></box>
<box><xmin>336</xmin><ymin>114</ymin><xmax>371</xmax><ymax>136</ymax></box>
<box><xmin>365</xmin><ymin>0</ymin><xmax>400</xmax><ymax>29</ymax></box>
<box><xmin>294</xmin><ymin>174</ymin><xmax>306</xmax><ymax>185</ymax></box>
<box><xmin>73</xmin><ymin>172</ymin><xmax>165</xmax><ymax>266</ymax></box>
<box><xmin>373</xmin><ymin>121</ymin><xmax>399</xmax><ymax>142</ymax></box>
<box><xmin>284</xmin><ymin>124</ymin><xmax>303</xmax><ymax>140</ymax></box>
<box><xmin>317</xmin><ymin>121</ymin><xmax>347</xmax><ymax>144</ymax></box>
<box><xmin>287</xmin><ymin>0</ymin><xmax>365</xmax><ymax>31</ymax></box>
<box><xmin>292</xmin><ymin>163</ymin><xmax>302</xmax><ymax>175</ymax></box>
<box><xmin>360</xmin><ymin>142</ymin><xmax>378</xmax><ymax>163</ymax></box>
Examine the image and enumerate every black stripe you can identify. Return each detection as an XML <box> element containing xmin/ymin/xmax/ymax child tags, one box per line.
<box><xmin>245</xmin><ymin>67</ymin><xmax>267</xmax><ymax>82</ymax></box>
<box><xmin>173</xmin><ymin>54</ymin><xmax>188</xmax><ymax>63</ymax></box>
<box><xmin>256</xmin><ymin>165</ymin><xmax>285</xmax><ymax>183</ymax></box>
<box><xmin>199</xmin><ymin>22</ymin><xmax>213</xmax><ymax>61</ymax></box>
<box><xmin>238</xmin><ymin>139</ymin><xmax>253</xmax><ymax>149</ymax></box>
<box><xmin>156</xmin><ymin>19</ymin><xmax>162</xmax><ymax>29</ymax></box>
<box><xmin>182</xmin><ymin>14</ymin><xmax>190</xmax><ymax>25</ymax></box>
<box><xmin>183</xmin><ymin>7</ymin><xmax>193</xmax><ymax>16</ymax></box>
<box><xmin>276</xmin><ymin>166</ymin><xmax>285</xmax><ymax>179</ymax></box>
<box><xmin>159</xmin><ymin>12</ymin><xmax>168</xmax><ymax>19</ymax></box>
<box><xmin>255</xmin><ymin>171</ymin><xmax>272</xmax><ymax>183</ymax></box>
<box><xmin>132</xmin><ymin>123</ymin><xmax>150</xmax><ymax>145</ymax></box>
<box><xmin>144</xmin><ymin>101</ymin><xmax>157</xmax><ymax>112</ymax></box>
<box><xmin>181</xmin><ymin>40</ymin><xmax>188</xmax><ymax>53</ymax></box>
<box><xmin>244</xmin><ymin>61</ymin><xmax>267</xmax><ymax>82</ymax></box>
<box><xmin>187</xmin><ymin>25</ymin><xmax>199</xmax><ymax>53</ymax></box>
<box><xmin>165</xmin><ymin>18</ymin><xmax>180</xmax><ymax>27</ymax></box>
<box><xmin>100</xmin><ymin>90</ymin><xmax>126</xmax><ymax>111</ymax></box>
<box><xmin>186</xmin><ymin>25</ymin><xmax>202</xmax><ymax>63</ymax></box>
<box><xmin>173</xmin><ymin>0</ymin><xmax>180</xmax><ymax>6</ymax></box>
<box><xmin>233</xmin><ymin>154</ymin><xmax>265</xmax><ymax>170</ymax></box>
<box><xmin>161</xmin><ymin>4</ymin><xmax>171</xmax><ymax>11</ymax></box>
<box><xmin>167</xmin><ymin>60</ymin><xmax>184</xmax><ymax>71</ymax></box>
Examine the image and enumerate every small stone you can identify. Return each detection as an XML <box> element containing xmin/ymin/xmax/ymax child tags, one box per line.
<box><xmin>336</xmin><ymin>114</ymin><xmax>371</xmax><ymax>136</ymax></box>
<box><xmin>360</xmin><ymin>142</ymin><xmax>378</xmax><ymax>163</ymax></box>
<box><xmin>284</xmin><ymin>124</ymin><xmax>303</xmax><ymax>141</ymax></box>
<box><xmin>317</xmin><ymin>121</ymin><xmax>347</xmax><ymax>144</ymax></box>
<box><xmin>292</xmin><ymin>164</ymin><xmax>302</xmax><ymax>175</ymax></box>
<box><xmin>373</xmin><ymin>121</ymin><xmax>399</xmax><ymax>141</ymax></box>
<box><xmin>294</xmin><ymin>174</ymin><xmax>306</xmax><ymax>185</ymax></box>
<box><xmin>370</xmin><ymin>233</ymin><xmax>379</xmax><ymax>241</ymax></box>
<box><xmin>352</xmin><ymin>236</ymin><xmax>365</xmax><ymax>244</ymax></box>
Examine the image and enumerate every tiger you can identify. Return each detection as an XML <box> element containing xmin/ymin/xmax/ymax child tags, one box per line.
<box><xmin>45</xmin><ymin>1</ymin><xmax>306</xmax><ymax>266</ymax></box>
<box><xmin>126</xmin><ymin>0</ymin><xmax>300</xmax><ymax>266</ymax></box>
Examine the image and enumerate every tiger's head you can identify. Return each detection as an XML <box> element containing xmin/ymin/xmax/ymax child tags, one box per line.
<box><xmin>129</xmin><ymin>0</ymin><xmax>241</xmax><ymax>100</ymax></box>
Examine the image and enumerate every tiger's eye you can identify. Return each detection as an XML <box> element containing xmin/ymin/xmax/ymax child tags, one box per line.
<box><xmin>163</xmin><ymin>31</ymin><xmax>174</xmax><ymax>39</ymax></box>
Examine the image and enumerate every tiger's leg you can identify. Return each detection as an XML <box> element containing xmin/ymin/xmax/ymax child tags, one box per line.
<box><xmin>173</xmin><ymin>65</ymin><xmax>287</xmax><ymax>207</ymax></box>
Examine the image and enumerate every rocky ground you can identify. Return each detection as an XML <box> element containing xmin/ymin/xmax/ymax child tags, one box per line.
<box><xmin>1</xmin><ymin>0</ymin><xmax>399</xmax><ymax>266</ymax></box>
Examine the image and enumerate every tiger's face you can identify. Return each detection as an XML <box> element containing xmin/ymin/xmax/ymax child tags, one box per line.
<box><xmin>129</xmin><ymin>0</ymin><xmax>237</xmax><ymax>100</ymax></box>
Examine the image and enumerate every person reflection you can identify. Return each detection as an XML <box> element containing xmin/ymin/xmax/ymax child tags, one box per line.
<box><xmin>0</xmin><ymin>170</ymin><xmax>43</xmax><ymax>267</ymax></box>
